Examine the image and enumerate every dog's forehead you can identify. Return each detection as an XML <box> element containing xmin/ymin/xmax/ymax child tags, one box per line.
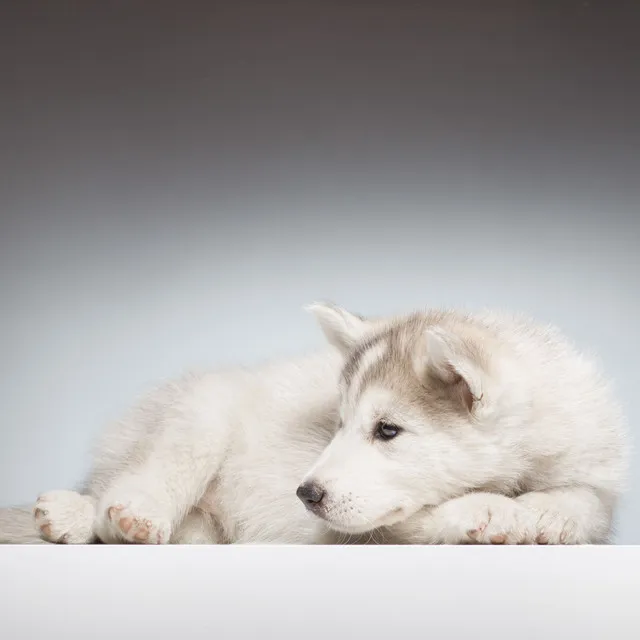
<box><xmin>340</xmin><ymin>330</ymin><xmax>392</xmax><ymax>386</ymax></box>
<box><xmin>339</xmin><ymin>322</ymin><xmax>423</xmax><ymax>407</ymax></box>
<box><xmin>337</xmin><ymin>318</ymin><xmax>467</xmax><ymax>424</ymax></box>
<box><xmin>357</xmin><ymin>382</ymin><xmax>417</xmax><ymax>413</ymax></box>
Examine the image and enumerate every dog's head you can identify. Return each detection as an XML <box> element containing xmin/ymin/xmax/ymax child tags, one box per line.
<box><xmin>297</xmin><ymin>302</ymin><xmax>514</xmax><ymax>535</ymax></box>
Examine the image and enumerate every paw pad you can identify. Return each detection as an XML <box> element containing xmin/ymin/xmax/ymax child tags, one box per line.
<box><xmin>106</xmin><ymin>504</ymin><xmax>166</xmax><ymax>543</ymax></box>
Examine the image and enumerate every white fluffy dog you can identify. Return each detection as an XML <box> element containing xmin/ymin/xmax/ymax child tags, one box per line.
<box><xmin>0</xmin><ymin>303</ymin><xmax>629</xmax><ymax>545</ymax></box>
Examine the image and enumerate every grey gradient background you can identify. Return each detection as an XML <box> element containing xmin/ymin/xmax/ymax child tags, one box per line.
<box><xmin>0</xmin><ymin>1</ymin><xmax>639</xmax><ymax>542</ymax></box>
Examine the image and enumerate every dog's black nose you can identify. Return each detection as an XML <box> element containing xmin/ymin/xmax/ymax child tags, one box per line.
<box><xmin>296</xmin><ymin>481</ymin><xmax>325</xmax><ymax>507</ymax></box>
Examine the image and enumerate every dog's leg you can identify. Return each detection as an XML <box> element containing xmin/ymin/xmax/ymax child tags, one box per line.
<box><xmin>392</xmin><ymin>492</ymin><xmax>538</xmax><ymax>545</ymax></box>
<box><xmin>388</xmin><ymin>487</ymin><xmax>613</xmax><ymax>545</ymax></box>
<box><xmin>93</xmin><ymin>414</ymin><xmax>230</xmax><ymax>544</ymax></box>
<box><xmin>170</xmin><ymin>508</ymin><xmax>221</xmax><ymax>544</ymax></box>
<box><xmin>515</xmin><ymin>487</ymin><xmax>613</xmax><ymax>544</ymax></box>
<box><xmin>311</xmin><ymin>527</ymin><xmax>374</xmax><ymax>545</ymax></box>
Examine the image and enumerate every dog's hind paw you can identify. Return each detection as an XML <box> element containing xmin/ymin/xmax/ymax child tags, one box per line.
<box><xmin>33</xmin><ymin>490</ymin><xmax>96</xmax><ymax>544</ymax></box>
<box><xmin>98</xmin><ymin>492</ymin><xmax>172</xmax><ymax>544</ymax></box>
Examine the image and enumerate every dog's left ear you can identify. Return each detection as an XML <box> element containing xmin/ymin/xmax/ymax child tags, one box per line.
<box><xmin>413</xmin><ymin>326</ymin><xmax>487</xmax><ymax>413</ymax></box>
<box><xmin>305</xmin><ymin>301</ymin><xmax>370</xmax><ymax>355</ymax></box>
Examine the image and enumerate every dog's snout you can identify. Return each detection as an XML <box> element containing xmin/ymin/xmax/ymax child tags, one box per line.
<box><xmin>296</xmin><ymin>481</ymin><xmax>325</xmax><ymax>508</ymax></box>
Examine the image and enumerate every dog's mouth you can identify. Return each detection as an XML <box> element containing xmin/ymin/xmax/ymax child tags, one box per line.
<box><xmin>319</xmin><ymin>505</ymin><xmax>409</xmax><ymax>535</ymax></box>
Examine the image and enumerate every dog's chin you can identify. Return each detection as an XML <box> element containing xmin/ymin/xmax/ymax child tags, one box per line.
<box><xmin>323</xmin><ymin>506</ymin><xmax>410</xmax><ymax>535</ymax></box>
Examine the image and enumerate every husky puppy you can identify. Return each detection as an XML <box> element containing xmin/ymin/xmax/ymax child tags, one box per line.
<box><xmin>0</xmin><ymin>303</ymin><xmax>628</xmax><ymax>545</ymax></box>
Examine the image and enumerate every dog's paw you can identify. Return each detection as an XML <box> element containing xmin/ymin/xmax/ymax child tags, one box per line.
<box><xmin>99</xmin><ymin>493</ymin><xmax>172</xmax><ymax>544</ymax></box>
<box><xmin>33</xmin><ymin>490</ymin><xmax>96</xmax><ymax>544</ymax></box>
<box><xmin>427</xmin><ymin>493</ymin><xmax>539</xmax><ymax>545</ymax></box>
<box><xmin>516</xmin><ymin>494</ymin><xmax>579</xmax><ymax>544</ymax></box>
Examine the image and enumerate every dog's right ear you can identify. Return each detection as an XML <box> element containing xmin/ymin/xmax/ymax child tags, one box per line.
<box><xmin>413</xmin><ymin>326</ymin><xmax>488</xmax><ymax>414</ymax></box>
<box><xmin>305</xmin><ymin>301</ymin><xmax>370</xmax><ymax>355</ymax></box>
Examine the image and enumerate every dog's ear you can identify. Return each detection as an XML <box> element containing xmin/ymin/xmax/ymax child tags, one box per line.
<box><xmin>413</xmin><ymin>326</ymin><xmax>487</xmax><ymax>413</ymax></box>
<box><xmin>305</xmin><ymin>301</ymin><xmax>370</xmax><ymax>355</ymax></box>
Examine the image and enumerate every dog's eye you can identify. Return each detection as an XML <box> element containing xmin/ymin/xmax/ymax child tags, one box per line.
<box><xmin>375</xmin><ymin>421</ymin><xmax>401</xmax><ymax>441</ymax></box>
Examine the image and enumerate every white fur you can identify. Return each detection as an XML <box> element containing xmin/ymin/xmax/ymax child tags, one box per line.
<box><xmin>0</xmin><ymin>303</ymin><xmax>629</xmax><ymax>545</ymax></box>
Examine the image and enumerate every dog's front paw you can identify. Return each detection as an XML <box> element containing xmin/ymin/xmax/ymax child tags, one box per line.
<box><xmin>424</xmin><ymin>493</ymin><xmax>539</xmax><ymax>545</ymax></box>
<box><xmin>516</xmin><ymin>493</ymin><xmax>579</xmax><ymax>544</ymax></box>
